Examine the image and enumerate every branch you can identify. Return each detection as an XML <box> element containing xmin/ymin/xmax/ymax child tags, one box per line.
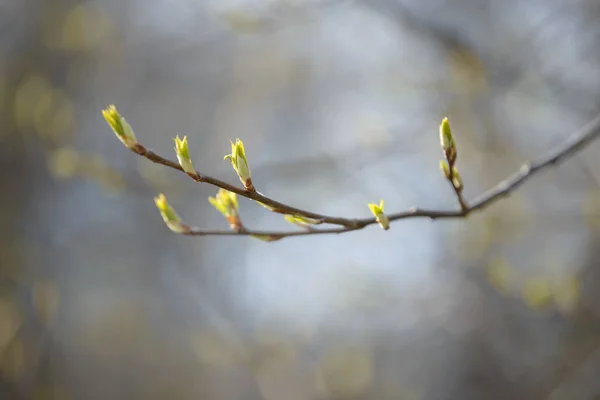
<box><xmin>132</xmin><ymin>144</ymin><xmax>355</xmax><ymax>227</ymax></box>
<box><xmin>102</xmin><ymin>105</ymin><xmax>600</xmax><ymax>241</ymax></box>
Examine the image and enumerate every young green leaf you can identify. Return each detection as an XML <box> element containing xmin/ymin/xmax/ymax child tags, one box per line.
<box><xmin>224</xmin><ymin>138</ymin><xmax>254</xmax><ymax>191</ymax></box>
<box><xmin>367</xmin><ymin>200</ymin><xmax>390</xmax><ymax>230</ymax></box>
<box><xmin>284</xmin><ymin>215</ymin><xmax>320</xmax><ymax>229</ymax></box>
<box><xmin>102</xmin><ymin>105</ymin><xmax>137</xmax><ymax>149</ymax></box>
<box><xmin>174</xmin><ymin>135</ymin><xmax>195</xmax><ymax>175</ymax></box>
<box><xmin>154</xmin><ymin>193</ymin><xmax>189</xmax><ymax>233</ymax></box>
<box><xmin>208</xmin><ymin>188</ymin><xmax>242</xmax><ymax>230</ymax></box>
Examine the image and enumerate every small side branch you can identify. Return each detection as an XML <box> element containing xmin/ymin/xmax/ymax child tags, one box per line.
<box><xmin>131</xmin><ymin>145</ymin><xmax>351</xmax><ymax>227</ymax></box>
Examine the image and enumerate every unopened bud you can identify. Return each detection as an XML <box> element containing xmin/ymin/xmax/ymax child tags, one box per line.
<box><xmin>174</xmin><ymin>135</ymin><xmax>195</xmax><ymax>175</ymax></box>
<box><xmin>154</xmin><ymin>193</ymin><xmax>189</xmax><ymax>233</ymax></box>
<box><xmin>367</xmin><ymin>199</ymin><xmax>390</xmax><ymax>230</ymax></box>
<box><xmin>284</xmin><ymin>214</ymin><xmax>321</xmax><ymax>229</ymax></box>
<box><xmin>439</xmin><ymin>117</ymin><xmax>457</xmax><ymax>165</ymax></box>
<box><xmin>102</xmin><ymin>105</ymin><xmax>138</xmax><ymax>149</ymax></box>
<box><xmin>251</xmin><ymin>234</ymin><xmax>283</xmax><ymax>242</ymax></box>
<box><xmin>440</xmin><ymin>159</ymin><xmax>450</xmax><ymax>179</ymax></box>
<box><xmin>451</xmin><ymin>167</ymin><xmax>463</xmax><ymax>191</ymax></box>
<box><xmin>208</xmin><ymin>189</ymin><xmax>242</xmax><ymax>230</ymax></box>
<box><xmin>224</xmin><ymin>138</ymin><xmax>254</xmax><ymax>191</ymax></box>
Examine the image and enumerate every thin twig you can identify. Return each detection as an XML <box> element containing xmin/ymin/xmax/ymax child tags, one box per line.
<box><xmin>132</xmin><ymin>145</ymin><xmax>355</xmax><ymax>227</ymax></box>
<box><xmin>131</xmin><ymin>113</ymin><xmax>600</xmax><ymax>240</ymax></box>
<box><xmin>445</xmin><ymin>158</ymin><xmax>469</xmax><ymax>212</ymax></box>
<box><xmin>454</xmin><ymin>186</ymin><xmax>469</xmax><ymax>211</ymax></box>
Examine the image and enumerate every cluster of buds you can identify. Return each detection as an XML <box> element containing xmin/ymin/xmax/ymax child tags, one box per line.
<box><xmin>106</xmin><ymin>105</ymin><xmax>472</xmax><ymax>236</ymax></box>
<box><xmin>224</xmin><ymin>139</ymin><xmax>255</xmax><ymax>192</ymax></box>
<box><xmin>102</xmin><ymin>105</ymin><xmax>138</xmax><ymax>150</ymax></box>
<box><xmin>208</xmin><ymin>188</ymin><xmax>243</xmax><ymax>231</ymax></box>
<box><xmin>367</xmin><ymin>200</ymin><xmax>390</xmax><ymax>230</ymax></box>
<box><xmin>439</xmin><ymin>117</ymin><xmax>463</xmax><ymax>192</ymax></box>
<box><xmin>154</xmin><ymin>193</ymin><xmax>190</xmax><ymax>233</ymax></box>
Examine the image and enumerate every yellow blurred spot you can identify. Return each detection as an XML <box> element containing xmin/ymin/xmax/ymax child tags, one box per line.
<box><xmin>48</xmin><ymin>147</ymin><xmax>80</xmax><ymax>179</ymax></box>
<box><xmin>254</xmin><ymin>360</ymin><xmax>313</xmax><ymax>400</ymax></box>
<box><xmin>190</xmin><ymin>330</ymin><xmax>245</xmax><ymax>370</ymax></box>
<box><xmin>251</xmin><ymin>333</ymin><xmax>296</xmax><ymax>373</ymax></box>
<box><xmin>14</xmin><ymin>76</ymin><xmax>52</xmax><ymax>129</ymax></box>
<box><xmin>137</xmin><ymin>158</ymin><xmax>175</xmax><ymax>191</ymax></box>
<box><xmin>80</xmin><ymin>154</ymin><xmax>126</xmax><ymax>195</ymax></box>
<box><xmin>61</xmin><ymin>4</ymin><xmax>113</xmax><ymax>50</ymax></box>
<box><xmin>81</xmin><ymin>301</ymin><xmax>151</xmax><ymax>363</ymax></box>
<box><xmin>0</xmin><ymin>242</ymin><xmax>25</xmax><ymax>283</ymax></box>
<box><xmin>315</xmin><ymin>347</ymin><xmax>373</xmax><ymax>398</ymax></box>
<box><xmin>33</xmin><ymin>387</ymin><xmax>70</xmax><ymax>400</ymax></box>
<box><xmin>33</xmin><ymin>87</ymin><xmax>55</xmax><ymax>138</ymax></box>
<box><xmin>33</xmin><ymin>88</ymin><xmax>75</xmax><ymax>141</ymax></box>
<box><xmin>486</xmin><ymin>257</ymin><xmax>512</xmax><ymax>292</ymax></box>
<box><xmin>484</xmin><ymin>193</ymin><xmax>533</xmax><ymax>245</ymax></box>
<box><xmin>49</xmin><ymin>150</ymin><xmax>126</xmax><ymax>194</ymax></box>
<box><xmin>0</xmin><ymin>75</ymin><xmax>6</xmax><ymax>124</ymax></box>
<box><xmin>219</xmin><ymin>10</ymin><xmax>267</xmax><ymax>33</ymax></box>
<box><xmin>448</xmin><ymin>47</ymin><xmax>488</xmax><ymax>97</ymax></box>
<box><xmin>32</xmin><ymin>281</ymin><xmax>60</xmax><ymax>325</ymax></box>
<box><xmin>0</xmin><ymin>298</ymin><xmax>20</xmax><ymax>352</ymax></box>
<box><xmin>96</xmin><ymin>174</ymin><xmax>126</xmax><ymax>196</ymax></box>
<box><xmin>554</xmin><ymin>276</ymin><xmax>580</xmax><ymax>314</ymax></box>
<box><xmin>582</xmin><ymin>189</ymin><xmax>600</xmax><ymax>230</ymax></box>
<box><xmin>250</xmin><ymin>334</ymin><xmax>302</xmax><ymax>400</ymax></box>
<box><xmin>522</xmin><ymin>278</ymin><xmax>552</xmax><ymax>309</ymax></box>
<box><xmin>47</xmin><ymin>90</ymin><xmax>75</xmax><ymax>142</ymax></box>
<box><xmin>140</xmin><ymin>376</ymin><xmax>192</xmax><ymax>400</ymax></box>
<box><xmin>0</xmin><ymin>336</ymin><xmax>24</xmax><ymax>379</ymax></box>
<box><xmin>14</xmin><ymin>76</ymin><xmax>74</xmax><ymax>141</ymax></box>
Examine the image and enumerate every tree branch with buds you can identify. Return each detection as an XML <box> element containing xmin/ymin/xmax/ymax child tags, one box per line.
<box><xmin>102</xmin><ymin>105</ymin><xmax>600</xmax><ymax>242</ymax></box>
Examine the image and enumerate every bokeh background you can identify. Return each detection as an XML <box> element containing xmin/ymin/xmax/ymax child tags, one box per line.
<box><xmin>1</xmin><ymin>0</ymin><xmax>600</xmax><ymax>398</ymax></box>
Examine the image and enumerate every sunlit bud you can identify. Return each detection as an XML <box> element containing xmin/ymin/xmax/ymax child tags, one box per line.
<box><xmin>208</xmin><ymin>188</ymin><xmax>242</xmax><ymax>230</ymax></box>
<box><xmin>154</xmin><ymin>193</ymin><xmax>189</xmax><ymax>233</ymax></box>
<box><xmin>284</xmin><ymin>215</ymin><xmax>321</xmax><ymax>229</ymax></box>
<box><xmin>251</xmin><ymin>234</ymin><xmax>283</xmax><ymax>242</ymax></box>
<box><xmin>440</xmin><ymin>159</ymin><xmax>450</xmax><ymax>179</ymax></box>
<box><xmin>174</xmin><ymin>135</ymin><xmax>195</xmax><ymax>175</ymax></box>
<box><xmin>367</xmin><ymin>199</ymin><xmax>390</xmax><ymax>230</ymax></box>
<box><xmin>439</xmin><ymin>117</ymin><xmax>456</xmax><ymax>164</ymax></box>
<box><xmin>224</xmin><ymin>138</ymin><xmax>254</xmax><ymax>191</ymax></box>
<box><xmin>439</xmin><ymin>117</ymin><xmax>454</xmax><ymax>150</ymax></box>
<box><xmin>554</xmin><ymin>276</ymin><xmax>580</xmax><ymax>314</ymax></box>
<box><xmin>102</xmin><ymin>105</ymin><xmax>138</xmax><ymax>149</ymax></box>
<box><xmin>451</xmin><ymin>167</ymin><xmax>463</xmax><ymax>191</ymax></box>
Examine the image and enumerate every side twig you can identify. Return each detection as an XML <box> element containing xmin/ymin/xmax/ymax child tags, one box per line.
<box><xmin>104</xmin><ymin>105</ymin><xmax>600</xmax><ymax>241</ymax></box>
<box><xmin>130</xmin><ymin>145</ymin><xmax>356</xmax><ymax>227</ymax></box>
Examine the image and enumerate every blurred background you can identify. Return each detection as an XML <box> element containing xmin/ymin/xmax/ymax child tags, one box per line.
<box><xmin>1</xmin><ymin>0</ymin><xmax>600</xmax><ymax>398</ymax></box>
